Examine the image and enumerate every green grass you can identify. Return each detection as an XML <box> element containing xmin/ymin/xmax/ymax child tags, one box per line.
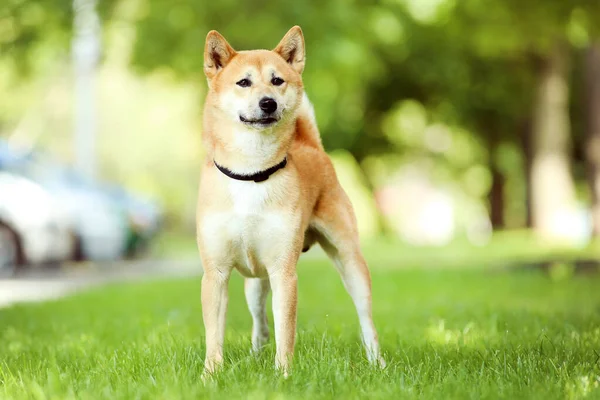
<box><xmin>1</xmin><ymin>259</ymin><xmax>600</xmax><ymax>399</ymax></box>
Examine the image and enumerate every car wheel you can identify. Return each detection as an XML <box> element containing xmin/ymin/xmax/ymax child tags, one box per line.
<box><xmin>71</xmin><ymin>233</ymin><xmax>86</xmax><ymax>262</ymax></box>
<box><xmin>0</xmin><ymin>222</ymin><xmax>21</xmax><ymax>277</ymax></box>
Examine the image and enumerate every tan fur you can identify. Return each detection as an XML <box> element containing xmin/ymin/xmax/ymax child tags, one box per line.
<box><xmin>197</xmin><ymin>26</ymin><xmax>384</xmax><ymax>377</ymax></box>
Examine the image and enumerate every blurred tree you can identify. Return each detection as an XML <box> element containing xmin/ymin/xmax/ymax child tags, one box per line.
<box><xmin>359</xmin><ymin>1</ymin><xmax>536</xmax><ymax>229</ymax></box>
<box><xmin>110</xmin><ymin>0</ymin><xmax>600</xmax><ymax>235</ymax></box>
<box><xmin>424</xmin><ymin>0</ymin><xmax>600</xmax><ymax>237</ymax></box>
<box><xmin>0</xmin><ymin>0</ymin><xmax>119</xmax><ymax>134</ymax></box>
<box><xmin>585</xmin><ymin>42</ymin><xmax>600</xmax><ymax>235</ymax></box>
<box><xmin>0</xmin><ymin>0</ymin><xmax>72</xmax><ymax>74</ymax></box>
<box><xmin>0</xmin><ymin>1</ymin><xmax>72</xmax><ymax>133</ymax></box>
<box><xmin>4</xmin><ymin>0</ymin><xmax>600</xmax><ymax>237</ymax></box>
<box><xmin>0</xmin><ymin>0</ymin><xmax>119</xmax><ymax>69</ymax></box>
<box><xmin>530</xmin><ymin>43</ymin><xmax>577</xmax><ymax>238</ymax></box>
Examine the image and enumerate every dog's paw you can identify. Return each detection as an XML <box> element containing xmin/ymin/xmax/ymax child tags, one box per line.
<box><xmin>201</xmin><ymin>370</ymin><xmax>213</xmax><ymax>384</ymax></box>
<box><xmin>367</xmin><ymin>352</ymin><xmax>387</xmax><ymax>369</ymax></box>
<box><xmin>275</xmin><ymin>364</ymin><xmax>291</xmax><ymax>379</ymax></box>
<box><xmin>251</xmin><ymin>328</ymin><xmax>270</xmax><ymax>354</ymax></box>
<box><xmin>202</xmin><ymin>358</ymin><xmax>223</xmax><ymax>382</ymax></box>
<box><xmin>275</xmin><ymin>356</ymin><xmax>292</xmax><ymax>379</ymax></box>
<box><xmin>375</xmin><ymin>356</ymin><xmax>387</xmax><ymax>369</ymax></box>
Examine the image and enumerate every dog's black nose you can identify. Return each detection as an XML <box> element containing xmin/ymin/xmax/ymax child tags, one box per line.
<box><xmin>259</xmin><ymin>97</ymin><xmax>277</xmax><ymax>114</ymax></box>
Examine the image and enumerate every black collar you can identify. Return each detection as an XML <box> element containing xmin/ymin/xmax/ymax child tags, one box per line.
<box><xmin>214</xmin><ymin>157</ymin><xmax>287</xmax><ymax>183</ymax></box>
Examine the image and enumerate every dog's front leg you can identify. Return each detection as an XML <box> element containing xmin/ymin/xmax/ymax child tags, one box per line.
<box><xmin>201</xmin><ymin>267</ymin><xmax>231</xmax><ymax>376</ymax></box>
<box><xmin>269</xmin><ymin>262</ymin><xmax>298</xmax><ymax>377</ymax></box>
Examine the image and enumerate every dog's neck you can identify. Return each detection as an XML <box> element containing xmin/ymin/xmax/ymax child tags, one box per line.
<box><xmin>211</xmin><ymin>123</ymin><xmax>295</xmax><ymax>175</ymax></box>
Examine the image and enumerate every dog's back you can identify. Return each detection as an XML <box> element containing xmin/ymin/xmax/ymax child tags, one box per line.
<box><xmin>293</xmin><ymin>93</ymin><xmax>323</xmax><ymax>151</ymax></box>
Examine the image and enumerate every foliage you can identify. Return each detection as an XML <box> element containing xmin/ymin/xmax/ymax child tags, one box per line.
<box><xmin>1</xmin><ymin>0</ymin><xmax>71</xmax><ymax>74</ymax></box>
<box><xmin>108</xmin><ymin>0</ymin><xmax>600</xmax><ymax>229</ymax></box>
<box><xmin>3</xmin><ymin>0</ymin><xmax>600</xmax><ymax>230</ymax></box>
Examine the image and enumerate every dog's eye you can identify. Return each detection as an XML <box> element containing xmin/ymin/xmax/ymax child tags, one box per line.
<box><xmin>236</xmin><ymin>79</ymin><xmax>251</xmax><ymax>88</ymax></box>
<box><xmin>271</xmin><ymin>77</ymin><xmax>285</xmax><ymax>86</ymax></box>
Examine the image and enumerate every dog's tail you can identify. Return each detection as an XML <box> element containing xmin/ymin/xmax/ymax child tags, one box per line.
<box><xmin>295</xmin><ymin>92</ymin><xmax>324</xmax><ymax>150</ymax></box>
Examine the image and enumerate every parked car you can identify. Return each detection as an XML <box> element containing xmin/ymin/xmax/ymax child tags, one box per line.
<box><xmin>0</xmin><ymin>140</ymin><xmax>24</xmax><ymax>166</ymax></box>
<box><xmin>1</xmin><ymin>151</ymin><xmax>130</xmax><ymax>262</ymax></box>
<box><xmin>0</xmin><ymin>171</ymin><xmax>75</xmax><ymax>274</ymax></box>
<box><xmin>103</xmin><ymin>185</ymin><xmax>163</xmax><ymax>258</ymax></box>
<box><xmin>0</xmin><ymin>220</ymin><xmax>20</xmax><ymax>276</ymax></box>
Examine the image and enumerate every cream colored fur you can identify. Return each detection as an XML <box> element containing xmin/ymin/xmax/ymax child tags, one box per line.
<box><xmin>197</xmin><ymin>26</ymin><xmax>384</xmax><ymax>378</ymax></box>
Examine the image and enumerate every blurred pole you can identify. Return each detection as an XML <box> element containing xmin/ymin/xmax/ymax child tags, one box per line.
<box><xmin>72</xmin><ymin>0</ymin><xmax>101</xmax><ymax>180</ymax></box>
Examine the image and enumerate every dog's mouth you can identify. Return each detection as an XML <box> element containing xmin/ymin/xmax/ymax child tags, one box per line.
<box><xmin>239</xmin><ymin>115</ymin><xmax>279</xmax><ymax>126</ymax></box>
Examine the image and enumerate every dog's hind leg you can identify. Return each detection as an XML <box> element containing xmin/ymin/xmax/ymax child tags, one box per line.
<box><xmin>312</xmin><ymin>187</ymin><xmax>386</xmax><ymax>368</ymax></box>
<box><xmin>245</xmin><ymin>278</ymin><xmax>271</xmax><ymax>353</ymax></box>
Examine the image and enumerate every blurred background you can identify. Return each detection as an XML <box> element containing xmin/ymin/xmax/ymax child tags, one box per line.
<box><xmin>1</xmin><ymin>0</ymin><xmax>600</xmax><ymax>277</ymax></box>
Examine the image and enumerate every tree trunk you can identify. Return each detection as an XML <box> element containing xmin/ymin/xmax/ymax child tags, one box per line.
<box><xmin>486</xmin><ymin>128</ymin><xmax>504</xmax><ymax>229</ymax></box>
<box><xmin>530</xmin><ymin>43</ymin><xmax>578</xmax><ymax>240</ymax></box>
<box><xmin>488</xmin><ymin>165</ymin><xmax>505</xmax><ymax>229</ymax></box>
<box><xmin>585</xmin><ymin>41</ymin><xmax>600</xmax><ymax>236</ymax></box>
<box><xmin>521</xmin><ymin>119</ymin><xmax>534</xmax><ymax>228</ymax></box>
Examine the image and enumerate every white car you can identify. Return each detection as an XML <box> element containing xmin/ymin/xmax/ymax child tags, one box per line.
<box><xmin>104</xmin><ymin>185</ymin><xmax>163</xmax><ymax>257</ymax></box>
<box><xmin>7</xmin><ymin>158</ymin><xmax>130</xmax><ymax>262</ymax></box>
<box><xmin>0</xmin><ymin>172</ymin><xmax>75</xmax><ymax>274</ymax></box>
<box><xmin>51</xmin><ymin>184</ymin><xmax>129</xmax><ymax>261</ymax></box>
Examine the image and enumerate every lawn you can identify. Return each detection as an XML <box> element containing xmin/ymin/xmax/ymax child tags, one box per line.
<box><xmin>1</xmin><ymin>257</ymin><xmax>600</xmax><ymax>399</ymax></box>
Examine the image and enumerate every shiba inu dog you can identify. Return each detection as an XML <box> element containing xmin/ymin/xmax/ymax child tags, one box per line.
<box><xmin>197</xmin><ymin>26</ymin><xmax>385</xmax><ymax>377</ymax></box>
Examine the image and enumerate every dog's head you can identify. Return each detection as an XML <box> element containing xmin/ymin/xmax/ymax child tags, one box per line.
<box><xmin>203</xmin><ymin>26</ymin><xmax>305</xmax><ymax>130</ymax></box>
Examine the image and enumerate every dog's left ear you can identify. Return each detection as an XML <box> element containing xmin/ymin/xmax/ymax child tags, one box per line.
<box><xmin>274</xmin><ymin>26</ymin><xmax>305</xmax><ymax>74</ymax></box>
<box><xmin>204</xmin><ymin>30</ymin><xmax>237</xmax><ymax>80</ymax></box>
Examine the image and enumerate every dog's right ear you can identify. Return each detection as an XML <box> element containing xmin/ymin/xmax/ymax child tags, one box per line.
<box><xmin>204</xmin><ymin>30</ymin><xmax>237</xmax><ymax>80</ymax></box>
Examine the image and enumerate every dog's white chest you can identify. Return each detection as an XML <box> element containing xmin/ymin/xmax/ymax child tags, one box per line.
<box><xmin>228</xmin><ymin>179</ymin><xmax>270</xmax><ymax>214</ymax></box>
<box><xmin>201</xmin><ymin>180</ymin><xmax>291</xmax><ymax>278</ymax></box>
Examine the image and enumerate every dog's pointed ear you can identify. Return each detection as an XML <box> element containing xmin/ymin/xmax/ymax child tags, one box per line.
<box><xmin>204</xmin><ymin>30</ymin><xmax>237</xmax><ymax>80</ymax></box>
<box><xmin>273</xmin><ymin>26</ymin><xmax>305</xmax><ymax>74</ymax></box>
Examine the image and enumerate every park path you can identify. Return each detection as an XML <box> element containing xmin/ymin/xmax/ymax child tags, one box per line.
<box><xmin>0</xmin><ymin>259</ymin><xmax>202</xmax><ymax>309</ymax></box>
<box><xmin>0</xmin><ymin>247</ymin><xmax>329</xmax><ymax>309</ymax></box>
